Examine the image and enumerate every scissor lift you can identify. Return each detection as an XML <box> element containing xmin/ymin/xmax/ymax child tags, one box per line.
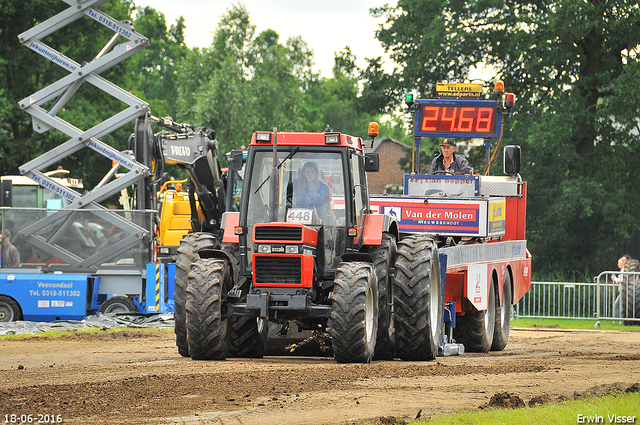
<box><xmin>16</xmin><ymin>0</ymin><xmax>153</xmax><ymax>269</ymax></box>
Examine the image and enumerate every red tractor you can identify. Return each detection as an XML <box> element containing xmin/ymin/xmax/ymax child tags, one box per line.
<box><xmin>178</xmin><ymin>129</ymin><xmax>447</xmax><ymax>363</ymax></box>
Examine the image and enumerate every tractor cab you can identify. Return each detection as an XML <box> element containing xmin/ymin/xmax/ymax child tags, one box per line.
<box><xmin>232</xmin><ymin>131</ymin><xmax>379</xmax><ymax>319</ymax></box>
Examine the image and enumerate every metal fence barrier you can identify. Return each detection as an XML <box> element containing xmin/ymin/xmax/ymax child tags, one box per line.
<box><xmin>515</xmin><ymin>272</ymin><xmax>640</xmax><ymax>325</ymax></box>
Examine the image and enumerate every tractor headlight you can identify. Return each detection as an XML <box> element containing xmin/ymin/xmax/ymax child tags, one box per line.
<box><xmin>257</xmin><ymin>244</ymin><xmax>271</xmax><ymax>253</ymax></box>
<box><xmin>324</xmin><ymin>133</ymin><xmax>340</xmax><ymax>144</ymax></box>
<box><xmin>285</xmin><ymin>245</ymin><xmax>299</xmax><ymax>254</ymax></box>
<box><xmin>256</xmin><ymin>132</ymin><xmax>271</xmax><ymax>142</ymax></box>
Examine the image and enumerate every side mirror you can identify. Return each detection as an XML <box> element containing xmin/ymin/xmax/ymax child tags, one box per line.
<box><xmin>229</xmin><ymin>150</ymin><xmax>244</xmax><ymax>171</ymax></box>
<box><xmin>364</xmin><ymin>153</ymin><xmax>380</xmax><ymax>172</ymax></box>
<box><xmin>0</xmin><ymin>180</ymin><xmax>12</xmax><ymax>207</ymax></box>
<box><xmin>503</xmin><ymin>145</ymin><xmax>521</xmax><ymax>175</ymax></box>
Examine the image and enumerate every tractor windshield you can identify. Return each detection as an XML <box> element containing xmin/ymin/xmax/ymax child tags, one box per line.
<box><xmin>246</xmin><ymin>150</ymin><xmax>346</xmax><ymax>270</ymax></box>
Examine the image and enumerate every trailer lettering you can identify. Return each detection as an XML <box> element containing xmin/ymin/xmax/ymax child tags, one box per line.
<box><xmin>444</xmin><ymin>211</ymin><xmax>473</xmax><ymax>220</ymax></box>
<box><xmin>37</xmin><ymin>282</ymin><xmax>73</xmax><ymax>289</ymax></box>
<box><xmin>404</xmin><ymin>209</ymin><xmax>446</xmax><ymax>220</ymax></box>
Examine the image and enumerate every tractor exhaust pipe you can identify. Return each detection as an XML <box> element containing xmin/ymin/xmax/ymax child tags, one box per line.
<box><xmin>268</xmin><ymin>127</ymin><xmax>279</xmax><ymax>222</ymax></box>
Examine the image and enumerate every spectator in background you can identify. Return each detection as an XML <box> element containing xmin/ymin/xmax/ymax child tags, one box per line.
<box><xmin>612</xmin><ymin>254</ymin><xmax>631</xmax><ymax>320</ymax></box>
<box><xmin>0</xmin><ymin>229</ymin><xmax>20</xmax><ymax>268</ymax></box>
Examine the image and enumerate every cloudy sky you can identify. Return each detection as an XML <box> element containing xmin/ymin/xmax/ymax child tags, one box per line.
<box><xmin>135</xmin><ymin>0</ymin><xmax>397</xmax><ymax>77</ymax></box>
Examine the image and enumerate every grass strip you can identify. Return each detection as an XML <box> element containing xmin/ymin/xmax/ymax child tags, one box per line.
<box><xmin>413</xmin><ymin>391</ymin><xmax>640</xmax><ymax>425</ymax></box>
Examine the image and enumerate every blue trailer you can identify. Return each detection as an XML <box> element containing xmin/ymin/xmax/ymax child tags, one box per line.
<box><xmin>0</xmin><ymin>262</ymin><xmax>175</xmax><ymax>322</ymax></box>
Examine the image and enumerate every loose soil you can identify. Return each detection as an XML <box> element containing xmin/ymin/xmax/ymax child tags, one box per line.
<box><xmin>1</xmin><ymin>327</ymin><xmax>639</xmax><ymax>424</ymax></box>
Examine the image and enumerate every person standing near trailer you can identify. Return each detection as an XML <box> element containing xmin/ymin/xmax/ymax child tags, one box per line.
<box><xmin>612</xmin><ymin>254</ymin><xmax>631</xmax><ymax>321</ymax></box>
<box><xmin>0</xmin><ymin>230</ymin><xmax>21</xmax><ymax>268</ymax></box>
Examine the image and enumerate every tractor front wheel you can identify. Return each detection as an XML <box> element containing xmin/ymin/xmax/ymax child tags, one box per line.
<box><xmin>185</xmin><ymin>258</ymin><xmax>231</xmax><ymax>360</ymax></box>
<box><xmin>330</xmin><ymin>262</ymin><xmax>378</xmax><ymax>363</ymax></box>
<box><xmin>229</xmin><ymin>316</ymin><xmax>268</xmax><ymax>358</ymax></box>
<box><xmin>174</xmin><ymin>233</ymin><xmax>219</xmax><ymax>357</ymax></box>
<box><xmin>366</xmin><ymin>233</ymin><xmax>397</xmax><ymax>360</ymax></box>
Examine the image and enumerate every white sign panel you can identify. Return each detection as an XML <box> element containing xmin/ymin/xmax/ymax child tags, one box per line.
<box><xmin>466</xmin><ymin>264</ymin><xmax>488</xmax><ymax>311</ymax></box>
<box><xmin>405</xmin><ymin>175</ymin><xmax>478</xmax><ymax>197</ymax></box>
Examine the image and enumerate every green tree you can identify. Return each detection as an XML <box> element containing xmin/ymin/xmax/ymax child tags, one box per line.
<box><xmin>371</xmin><ymin>0</ymin><xmax>640</xmax><ymax>277</ymax></box>
<box><xmin>300</xmin><ymin>47</ymin><xmax>385</xmax><ymax>140</ymax></box>
<box><xmin>125</xmin><ymin>6</ymin><xmax>188</xmax><ymax>118</ymax></box>
<box><xmin>176</xmin><ymin>5</ymin><xmax>318</xmax><ymax>154</ymax></box>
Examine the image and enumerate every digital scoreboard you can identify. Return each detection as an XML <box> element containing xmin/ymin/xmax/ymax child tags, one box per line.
<box><xmin>414</xmin><ymin>99</ymin><xmax>502</xmax><ymax>139</ymax></box>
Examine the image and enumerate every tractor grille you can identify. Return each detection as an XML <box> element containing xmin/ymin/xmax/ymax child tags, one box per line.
<box><xmin>255</xmin><ymin>226</ymin><xmax>302</xmax><ymax>241</ymax></box>
<box><xmin>254</xmin><ymin>256</ymin><xmax>301</xmax><ymax>284</ymax></box>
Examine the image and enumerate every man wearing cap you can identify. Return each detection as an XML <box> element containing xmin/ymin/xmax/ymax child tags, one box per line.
<box><xmin>428</xmin><ymin>138</ymin><xmax>472</xmax><ymax>175</ymax></box>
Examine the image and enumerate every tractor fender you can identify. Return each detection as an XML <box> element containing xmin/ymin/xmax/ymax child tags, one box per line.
<box><xmin>358</xmin><ymin>213</ymin><xmax>399</xmax><ymax>246</ymax></box>
<box><xmin>198</xmin><ymin>248</ymin><xmax>234</xmax><ymax>264</ymax></box>
<box><xmin>221</xmin><ymin>211</ymin><xmax>240</xmax><ymax>244</ymax></box>
<box><xmin>341</xmin><ymin>252</ymin><xmax>373</xmax><ymax>264</ymax></box>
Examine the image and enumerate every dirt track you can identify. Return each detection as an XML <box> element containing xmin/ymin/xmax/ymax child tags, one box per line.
<box><xmin>1</xmin><ymin>327</ymin><xmax>639</xmax><ymax>424</ymax></box>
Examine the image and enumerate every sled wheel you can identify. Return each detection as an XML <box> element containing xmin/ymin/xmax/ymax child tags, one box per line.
<box><xmin>491</xmin><ymin>272</ymin><xmax>512</xmax><ymax>351</ymax></box>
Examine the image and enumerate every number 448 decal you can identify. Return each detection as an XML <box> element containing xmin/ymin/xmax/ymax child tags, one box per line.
<box><xmin>286</xmin><ymin>208</ymin><xmax>313</xmax><ymax>224</ymax></box>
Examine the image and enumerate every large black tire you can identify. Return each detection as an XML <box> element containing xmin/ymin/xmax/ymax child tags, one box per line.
<box><xmin>0</xmin><ymin>295</ymin><xmax>23</xmax><ymax>322</ymax></box>
<box><xmin>174</xmin><ymin>233</ymin><xmax>219</xmax><ymax>357</ymax></box>
<box><xmin>491</xmin><ymin>272</ymin><xmax>512</xmax><ymax>351</ymax></box>
<box><xmin>99</xmin><ymin>295</ymin><xmax>139</xmax><ymax>314</ymax></box>
<box><xmin>394</xmin><ymin>234</ymin><xmax>443</xmax><ymax>361</ymax></box>
<box><xmin>228</xmin><ymin>317</ymin><xmax>268</xmax><ymax>358</ymax></box>
<box><xmin>620</xmin><ymin>259</ymin><xmax>640</xmax><ymax>326</ymax></box>
<box><xmin>620</xmin><ymin>281</ymin><xmax>640</xmax><ymax>326</ymax></box>
<box><xmin>365</xmin><ymin>233</ymin><xmax>397</xmax><ymax>360</ymax></box>
<box><xmin>455</xmin><ymin>277</ymin><xmax>497</xmax><ymax>353</ymax></box>
<box><xmin>220</xmin><ymin>242</ymin><xmax>268</xmax><ymax>358</ymax></box>
<box><xmin>221</xmin><ymin>242</ymin><xmax>240</xmax><ymax>284</ymax></box>
<box><xmin>185</xmin><ymin>258</ymin><xmax>231</xmax><ymax>360</ymax></box>
<box><xmin>330</xmin><ymin>262</ymin><xmax>378</xmax><ymax>364</ymax></box>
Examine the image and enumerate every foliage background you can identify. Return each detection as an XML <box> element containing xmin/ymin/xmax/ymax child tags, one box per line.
<box><xmin>1</xmin><ymin>0</ymin><xmax>639</xmax><ymax>279</ymax></box>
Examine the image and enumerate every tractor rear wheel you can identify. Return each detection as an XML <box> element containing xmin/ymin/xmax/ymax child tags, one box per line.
<box><xmin>330</xmin><ymin>262</ymin><xmax>378</xmax><ymax>363</ymax></box>
<box><xmin>491</xmin><ymin>272</ymin><xmax>512</xmax><ymax>351</ymax></box>
<box><xmin>175</xmin><ymin>233</ymin><xmax>219</xmax><ymax>357</ymax></box>
<box><xmin>366</xmin><ymin>233</ymin><xmax>397</xmax><ymax>360</ymax></box>
<box><xmin>455</xmin><ymin>278</ymin><xmax>497</xmax><ymax>352</ymax></box>
<box><xmin>394</xmin><ymin>235</ymin><xmax>443</xmax><ymax>361</ymax></box>
<box><xmin>185</xmin><ymin>258</ymin><xmax>231</xmax><ymax>360</ymax></box>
